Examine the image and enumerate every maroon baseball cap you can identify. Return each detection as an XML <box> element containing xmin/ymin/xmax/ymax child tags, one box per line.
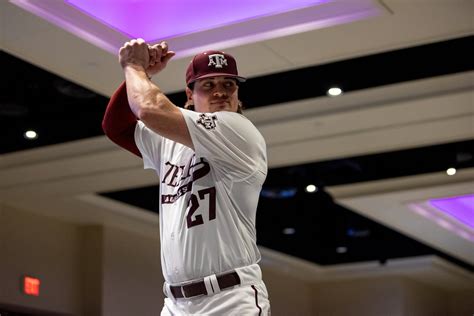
<box><xmin>186</xmin><ymin>50</ymin><xmax>246</xmax><ymax>86</ymax></box>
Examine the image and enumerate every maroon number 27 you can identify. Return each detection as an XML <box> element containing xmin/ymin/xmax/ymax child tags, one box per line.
<box><xmin>186</xmin><ymin>187</ymin><xmax>216</xmax><ymax>228</ymax></box>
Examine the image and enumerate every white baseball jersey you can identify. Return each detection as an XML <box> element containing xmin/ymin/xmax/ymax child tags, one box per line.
<box><xmin>134</xmin><ymin>108</ymin><xmax>267</xmax><ymax>284</ymax></box>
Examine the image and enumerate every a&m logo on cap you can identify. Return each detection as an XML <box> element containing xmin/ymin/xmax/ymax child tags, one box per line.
<box><xmin>208</xmin><ymin>54</ymin><xmax>228</xmax><ymax>69</ymax></box>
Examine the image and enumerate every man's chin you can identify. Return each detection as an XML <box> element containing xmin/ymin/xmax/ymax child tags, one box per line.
<box><xmin>212</xmin><ymin>104</ymin><xmax>233</xmax><ymax>112</ymax></box>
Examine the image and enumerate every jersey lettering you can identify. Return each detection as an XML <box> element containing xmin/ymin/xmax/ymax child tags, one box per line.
<box><xmin>161</xmin><ymin>156</ymin><xmax>211</xmax><ymax>204</ymax></box>
<box><xmin>162</xmin><ymin>162</ymin><xmax>184</xmax><ymax>187</ymax></box>
<box><xmin>186</xmin><ymin>187</ymin><xmax>216</xmax><ymax>228</ymax></box>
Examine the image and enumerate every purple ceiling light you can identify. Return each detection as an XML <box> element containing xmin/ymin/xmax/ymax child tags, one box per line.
<box><xmin>429</xmin><ymin>194</ymin><xmax>474</xmax><ymax>228</ymax></box>
<box><xmin>65</xmin><ymin>0</ymin><xmax>330</xmax><ymax>41</ymax></box>
<box><xmin>408</xmin><ymin>194</ymin><xmax>474</xmax><ymax>242</ymax></box>
<box><xmin>10</xmin><ymin>0</ymin><xmax>387</xmax><ymax>56</ymax></box>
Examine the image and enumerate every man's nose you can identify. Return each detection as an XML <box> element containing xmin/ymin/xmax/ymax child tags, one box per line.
<box><xmin>213</xmin><ymin>89</ymin><xmax>227</xmax><ymax>97</ymax></box>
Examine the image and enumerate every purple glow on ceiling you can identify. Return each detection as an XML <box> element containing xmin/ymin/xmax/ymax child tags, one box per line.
<box><xmin>12</xmin><ymin>0</ymin><xmax>385</xmax><ymax>56</ymax></box>
<box><xmin>429</xmin><ymin>194</ymin><xmax>474</xmax><ymax>229</ymax></box>
<box><xmin>408</xmin><ymin>193</ymin><xmax>474</xmax><ymax>243</ymax></box>
<box><xmin>65</xmin><ymin>0</ymin><xmax>329</xmax><ymax>41</ymax></box>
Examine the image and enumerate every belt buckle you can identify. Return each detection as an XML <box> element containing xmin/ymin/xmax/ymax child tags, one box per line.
<box><xmin>177</xmin><ymin>279</ymin><xmax>202</xmax><ymax>299</ymax></box>
<box><xmin>180</xmin><ymin>286</ymin><xmax>188</xmax><ymax>298</ymax></box>
<box><xmin>178</xmin><ymin>279</ymin><xmax>194</xmax><ymax>299</ymax></box>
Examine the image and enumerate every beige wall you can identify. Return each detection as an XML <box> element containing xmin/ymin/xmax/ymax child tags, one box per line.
<box><xmin>449</xmin><ymin>289</ymin><xmax>474</xmax><ymax>316</ymax></box>
<box><xmin>79</xmin><ymin>226</ymin><xmax>103</xmax><ymax>316</ymax></box>
<box><xmin>401</xmin><ymin>278</ymin><xmax>447</xmax><ymax>316</ymax></box>
<box><xmin>0</xmin><ymin>205</ymin><xmax>163</xmax><ymax>316</ymax></box>
<box><xmin>101</xmin><ymin>225</ymin><xmax>162</xmax><ymax>316</ymax></box>
<box><xmin>312</xmin><ymin>276</ymin><xmax>404</xmax><ymax>316</ymax></box>
<box><xmin>1</xmin><ymin>206</ymin><xmax>473</xmax><ymax>316</ymax></box>
<box><xmin>262</xmin><ymin>266</ymin><xmax>314</xmax><ymax>316</ymax></box>
<box><xmin>0</xmin><ymin>204</ymin><xmax>81</xmax><ymax>315</ymax></box>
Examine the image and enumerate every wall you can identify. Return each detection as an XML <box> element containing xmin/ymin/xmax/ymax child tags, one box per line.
<box><xmin>0</xmin><ymin>205</ymin><xmax>163</xmax><ymax>316</ymax></box>
<box><xmin>101</xmin><ymin>225</ymin><xmax>162</xmax><ymax>316</ymax></box>
<box><xmin>311</xmin><ymin>276</ymin><xmax>404</xmax><ymax>316</ymax></box>
<box><xmin>79</xmin><ymin>225</ymin><xmax>103</xmax><ymax>316</ymax></box>
<box><xmin>262</xmin><ymin>266</ymin><xmax>314</xmax><ymax>316</ymax></box>
<box><xmin>309</xmin><ymin>276</ymin><xmax>472</xmax><ymax>316</ymax></box>
<box><xmin>449</xmin><ymin>289</ymin><xmax>474</xmax><ymax>316</ymax></box>
<box><xmin>401</xmin><ymin>278</ymin><xmax>447</xmax><ymax>316</ymax></box>
<box><xmin>0</xmin><ymin>204</ymin><xmax>81</xmax><ymax>315</ymax></box>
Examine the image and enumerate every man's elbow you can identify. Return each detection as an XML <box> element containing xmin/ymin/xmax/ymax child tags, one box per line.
<box><xmin>102</xmin><ymin>115</ymin><xmax>119</xmax><ymax>139</ymax></box>
<box><xmin>136</xmin><ymin>96</ymin><xmax>170</xmax><ymax>123</ymax></box>
<box><xmin>102</xmin><ymin>114</ymin><xmax>129</xmax><ymax>140</ymax></box>
<box><xmin>101</xmin><ymin>118</ymin><xmax>109</xmax><ymax>136</ymax></box>
<box><xmin>136</xmin><ymin>107</ymin><xmax>151</xmax><ymax>122</ymax></box>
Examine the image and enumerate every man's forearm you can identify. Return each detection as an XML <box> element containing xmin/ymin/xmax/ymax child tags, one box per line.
<box><xmin>124</xmin><ymin>65</ymin><xmax>167</xmax><ymax>119</ymax></box>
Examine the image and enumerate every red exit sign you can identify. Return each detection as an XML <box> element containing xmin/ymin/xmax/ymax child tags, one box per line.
<box><xmin>23</xmin><ymin>276</ymin><xmax>40</xmax><ymax>296</ymax></box>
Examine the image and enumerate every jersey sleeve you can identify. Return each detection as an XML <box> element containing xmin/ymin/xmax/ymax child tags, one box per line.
<box><xmin>134</xmin><ymin>120</ymin><xmax>163</xmax><ymax>172</ymax></box>
<box><xmin>102</xmin><ymin>81</ymin><xmax>141</xmax><ymax>157</ymax></box>
<box><xmin>180</xmin><ymin>108</ymin><xmax>267</xmax><ymax>179</ymax></box>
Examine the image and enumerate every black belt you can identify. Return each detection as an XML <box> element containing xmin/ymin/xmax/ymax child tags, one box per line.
<box><xmin>169</xmin><ymin>271</ymin><xmax>240</xmax><ymax>299</ymax></box>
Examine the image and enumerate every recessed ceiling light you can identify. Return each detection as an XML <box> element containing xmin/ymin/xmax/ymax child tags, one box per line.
<box><xmin>327</xmin><ymin>87</ymin><xmax>343</xmax><ymax>96</ymax></box>
<box><xmin>336</xmin><ymin>246</ymin><xmax>347</xmax><ymax>254</ymax></box>
<box><xmin>305</xmin><ymin>184</ymin><xmax>318</xmax><ymax>193</ymax></box>
<box><xmin>282</xmin><ymin>227</ymin><xmax>296</xmax><ymax>235</ymax></box>
<box><xmin>24</xmin><ymin>130</ymin><xmax>38</xmax><ymax>140</ymax></box>
<box><xmin>346</xmin><ymin>228</ymin><xmax>371</xmax><ymax>238</ymax></box>
<box><xmin>446</xmin><ymin>168</ymin><xmax>456</xmax><ymax>176</ymax></box>
<box><xmin>260</xmin><ymin>187</ymin><xmax>297</xmax><ymax>199</ymax></box>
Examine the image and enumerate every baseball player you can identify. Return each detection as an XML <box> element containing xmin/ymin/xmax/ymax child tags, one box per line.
<box><xmin>102</xmin><ymin>39</ymin><xmax>271</xmax><ymax>315</ymax></box>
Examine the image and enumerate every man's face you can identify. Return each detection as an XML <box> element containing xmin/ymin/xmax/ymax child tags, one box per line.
<box><xmin>186</xmin><ymin>77</ymin><xmax>239</xmax><ymax>113</ymax></box>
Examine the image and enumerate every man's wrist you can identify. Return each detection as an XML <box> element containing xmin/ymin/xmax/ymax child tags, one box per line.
<box><xmin>124</xmin><ymin>64</ymin><xmax>149</xmax><ymax>80</ymax></box>
<box><xmin>123</xmin><ymin>63</ymin><xmax>146</xmax><ymax>73</ymax></box>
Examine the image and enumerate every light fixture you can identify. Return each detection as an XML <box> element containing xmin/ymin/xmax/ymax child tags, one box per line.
<box><xmin>327</xmin><ymin>87</ymin><xmax>343</xmax><ymax>96</ymax></box>
<box><xmin>65</xmin><ymin>0</ymin><xmax>331</xmax><ymax>42</ymax></box>
<box><xmin>336</xmin><ymin>246</ymin><xmax>347</xmax><ymax>254</ymax></box>
<box><xmin>260</xmin><ymin>187</ymin><xmax>297</xmax><ymax>199</ymax></box>
<box><xmin>408</xmin><ymin>194</ymin><xmax>474</xmax><ymax>242</ymax></box>
<box><xmin>282</xmin><ymin>227</ymin><xmax>296</xmax><ymax>235</ymax></box>
<box><xmin>11</xmin><ymin>0</ymin><xmax>387</xmax><ymax>56</ymax></box>
<box><xmin>24</xmin><ymin>130</ymin><xmax>38</xmax><ymax>140</ymax></box>
<box><xmin>446</xmin><ymin>168</ymin><xmax>456</xmax><ymax>176</ymax></box>
<box><xmin>429</xmin><ymin>194</ymin><xmax>474</xmax><ymax>229</ymax></box>
<box><xmin>305</xmin><ymin>184</ymin><xmax>317</xmax><ymax>193</ymax></box>
<box><xmin>346</xmin><ymin>228</ymin><xmax>371</xmax><ymax>238</ymax></box>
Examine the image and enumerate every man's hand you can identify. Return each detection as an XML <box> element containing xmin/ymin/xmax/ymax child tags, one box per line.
<box><xmin>119</xmin><ymin>38</ymin><xmax>150</xmax><ymax>71</ymax></box>
<box><xmin>119</xmin><ymin>39</ymin><xmax>175</xmax><ymax>78</ymax></box>
<box><xmin>146</xmin><ymin>41</ymin><xmax>175</xmax><ymax>78</ymax></box>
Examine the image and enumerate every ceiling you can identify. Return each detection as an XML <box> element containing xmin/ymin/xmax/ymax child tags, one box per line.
<box><xmin>1</xmin><ymin>0</ymin><xmax>473</xmax><ymax>279</ymax></box>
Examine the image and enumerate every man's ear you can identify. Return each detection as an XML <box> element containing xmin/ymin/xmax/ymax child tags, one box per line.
<box><xmin>185</xmin><ymin>87</ymin><xmax>193</xmax><ymax>101</ymax></box>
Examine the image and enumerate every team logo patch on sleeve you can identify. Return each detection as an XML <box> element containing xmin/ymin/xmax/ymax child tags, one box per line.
<box><xmin>197</xmin><ymin>114</ymin><xmax>218</xmax><ymax>130</ymax></box>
